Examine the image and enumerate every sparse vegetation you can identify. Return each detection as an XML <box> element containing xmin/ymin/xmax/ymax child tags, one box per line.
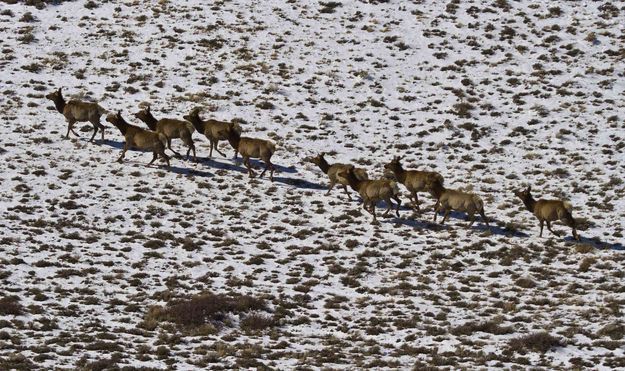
<box><xmin>0</xmin><ymin>0</ymin><xmax>622</xmax><ymax>369</ymax></box>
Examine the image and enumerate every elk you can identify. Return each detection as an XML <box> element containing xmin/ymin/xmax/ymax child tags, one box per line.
<box><xmin>182</xmin><ymin>108</ymin><xmax>231</xmax><ymax>158</ymax></box>
<box><xmin>340</xmin><ymin>165</ymin><xmax>401</xmax><ymax>224</ymax></box>
<box><xmin>514</xmin><ymin>185</ymin><xmax>579</xmax><ymax>240</ymax></box>
<box><xmin>45</xmin><ymin>87</ymin><xmax>107</xmax><ymax>142</ymax></box>
<box><xmin>224</xmin><ymin>122</ymin><xmax>276</xmax><ymax>181</ymax></box>
<box><xmin>105</xmin><ymin>111</ymin><xmax>170</xmax><ymax>167</ymax></box>
<box><xmin>307</xmin><ymin>153</ymin><xmax>368</xmax><ymax>200</ymax></box>
<box><xmin>134</xmin><ymin>104</ymin><xmax>196</xmax><ymax>161</ymax></box>
<box><xmin>427</xmin><ymin>178</ymin><xmax>489</xmax><ymax>228</ymax></box>
<box><xmin>384</xmin><ymin>155</ymin><xmax>443</xmax><ymax>212</ymax></box>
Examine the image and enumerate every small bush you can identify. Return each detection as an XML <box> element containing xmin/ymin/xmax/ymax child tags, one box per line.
<box><xmin>451</xmin><ymin>318</ymin><xmax>513</xmax><ymax>336</ymax></box>
<box><xmin>508</xmin><ymin>331</ymin><xmax>564</xmax><ymax>353</ymax></box>
<box><xmin>515</xmin><ymin>277</ymin><xmax>536</xmax><ymax>288</ymax></box>
<box><xmin>240</xmin><ymin>313</ymin><xmax>276</xmax><ymax>332</ymax></box>
<box><xmin>144</xmin><ymin>292</ymin><xmax>267</xmax><ymax>330</ymax></box>
<box><xmin>597</xmin><ymin>323</ymin><xmax>624</xmax><ymax>340</ymax></box>
<box><xmin>84</xmin><ymin>0</ymin><xmax>98</xmax><ymax>9</ymax></box>
<box><xmin>19</xmin><ymin>12</ymin><xmax>36</xmax><ymax>22</ymax></box>
<box><xmin>319</xmin><ymin>1</ymin><xmax>341</xmax><ymax>13</ymax></box>
<box><xmin>452</xmin><ymin>102</ymin><xmax>474</xmax><ymax>118</ymax></box>
<box><xmin>0</xmin><ymin>297</ymin><xmax>23</xmax><ymax>315</ymax></box>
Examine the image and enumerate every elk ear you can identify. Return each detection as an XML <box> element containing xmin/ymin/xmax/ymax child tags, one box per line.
<box><xmin>527</xmin><ymin>185</ymin><xmax>531</xmax><ymax>193</ymax></box>
<box><xmin>146</xmin><ymin>104</ymin><xmax>150</xmax><ymax>113</ymax></box>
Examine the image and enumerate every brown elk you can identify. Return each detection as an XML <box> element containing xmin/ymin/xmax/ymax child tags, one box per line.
<box><xmin>427</xmin><ymin>178</ymin><xmax>489</xmax><ymax>228</ymax></box>
<box><xmin>134</xmin><ymin>104</ymin><xmax>196</xmax><ymax>161</ymax></box>
<box><xmin>106</xmin><ymin>111</ymin><xmax>170</xmax><ymax>167</ymax></box>
<box><xmin>183</xmin><ymin>108</ymin><xmax>231</xmax><ymax>158</ymax></box>
<box><xmin>45</xmin><ymin>87</ymin><xmax>107</xmax><ymax>142</ymax></box>
<box><xmin>224</xmin><ymin>122</ymin><xmax>276</xmax><ymax>181</ymax></box>
<box><xmin>307</xmin><ymin>153</ymin><xmax>368</xmax><ymax>200</ymax></box>
<box><xmin>340</xmin><ymin>165</ymin><xmax>401</xmax><ymax>224</ymax></box>
<box><xmin>514</xmin><ymin>185</ymin><xmax>579</xmax><ymax>240</ymax></box>
<box><xmin>384</xmin><ymin>156</ymin><xmax>443</xmax><ymax>212</ymax></box>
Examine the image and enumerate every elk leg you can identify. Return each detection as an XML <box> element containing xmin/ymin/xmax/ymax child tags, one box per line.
<box><xmin>392</xmin><ymin>195</ymin><xmax>401</xmax><ymax>217</ymax></box>
<box><xmin>370</xmin><ymin>204</ymin><xmax>378</xmax><ymax>224</ymax></box>
<box><xmin>480</xmin><ymin>209</ymin><xmax>490</xmax><ymax>227</ymax></box>
<box><xmin>326</xmin><ymin>181</ymin><xmax>336</xmax><ymax>196</ymax></box>
<box><xmin>66</xmin><ymin>119</ymin><xmax>76</xmax><ymax>139</ymax></box>
<box><xmin>259</xmin><ymin>159</ymin><xmax>270</xmax><ymax>178</ymax></box>
<box><xmin>244</xmin><ymin>157</ymin><xmax>255</xmax><ymax>178</ymax></box>
<box><xmin>88</xmin><ymin>122</ymin><xmax>98</xmax><ymax>143</ymax></box>
<box><xmin>383</xmin><ymin>199</ymin><xmax>392</xmax><ymax>216</ymax></box>
<box><xmin>561</xmin><ymin>215</ymin><xmax>580</xmax><ymax>241</ymax></box>
<box><xmin>98</xmin><ymin>122</ymin><xmax>105</xmax><ymax>141</ymax></box>
<box><xmin>433</xmin><ymin>205</ymin><xmax>441</xmax><ymax>222</ymax></box>
<box><xmin>148</xmin><ymin>151</ymin><xmax>158</xmax><ymax>166</ymax></box>
<box><xmin>468</xmin><ymin>213</ymin><xmax>476</xmax><ymax>227</ymax></box>
<box><xmin>208</xmin><ymin>140</ymin><xmax>214</xmax><ymax>158</ymax></box>
<box><xmin>342</xmin><ymin>185</ymin><xmax>353</xmax><ymax>201</ymax></box>
<box><xmin>268</xmin><ymin>160</ymin><xmax>275</xmax><ymax>182</ymax></box>
<box><xmin>441</xmin><ymin>209</ymin><xmax>451</xmax><ymax>225</ymax></box>
<box><xmin>546</xmin><ymin>221</ymin><xmax>561</xmax><ymax>236</ymax></box>
<box><xmin>259</xmin><ymin>158</ymin><xmax>274</xmax><ymax>181</ymax></box>
<box><xmin>117</xmin><ymin>142</ymin><xmax>128</xmax><ymax>163</ymax></box>
<box><xmin>214</xmin><ymin>140</ymin><xmax>226</xmax><ymax>157</ymax></box>
<box><xmin>167</xmin><ymin>138</ymin><xmax>181</xmax><ymax>157</ymax></box>
<box><xmin>93</xmin><ymin>119</ymin><xmax>105</xmax><ymax>141</ymax></box>
<box><xmin>187</xmin><ymin>144</ymin><xmax>198</xmax><ymax>162</ymax></box>
<box><xmin>161</xmin><ymin>149</ymin><xmax>170</xmax><ymax>167</ymax></box>
<box><xmin>539</xmin><ymin>220</ymin><xmax>544</xmax><ymax>237</ymax></box>
<box><xmin>183</xmin><ymin>135</ymin><xmax>196</xmax><ymax>161</ymax></box>
<box><xmin>413</xmin><ymin>192</ymin><xmax>421</xmax><ymax>213</ymax></box>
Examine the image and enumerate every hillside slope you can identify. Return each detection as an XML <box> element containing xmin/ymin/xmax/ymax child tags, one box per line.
<box><xmin>0</xmin><ymin>0</ymin><xmax>624</xmax><ymax>369</ymax></box>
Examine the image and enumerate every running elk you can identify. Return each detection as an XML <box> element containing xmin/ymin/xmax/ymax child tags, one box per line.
<box><xmin>45</xmin><ymin>87</ymin><xmax>107</xmax><ymax>142</ymax></box>
<box><xmin>514</xmin><ymin>185</ymin><xmax>579</xmax><ymax>240</ymax></box>
<box><xmin>307</xmin><ymin>153</ymin><xmax>368</xmax><ymax>200</ymax></box>
<box><xmin>224</xmin><ymin>122</ymin><xmax>276</xmax><ymax>181</ymax></box>
<box><xmin>384</xmin><ymin>156</ymin><xmax>443</xmax><ymax>212</ymax></box>
<box><xmin>183</xmin><ymin>108</ymin><xmax>231</xmax><ymax>158</ymax></box>
<box><xmin>427</xmin><ymin>178</ymin><xmax>489</xmax><ymax>228</ymax></box>
<box><xmin>341</xmin><ymin>165</ymin><xmax>401</xmax><ymax>224</ymax></box>
<box><xmin>134</xmin><ymin>104</ymin><xmax>196</xmax><ymax>161</ymax></box>
<box><xmin>106</xmin><ymin>111</ymin><xmax>170</xmax><ymax>167</ymax></box>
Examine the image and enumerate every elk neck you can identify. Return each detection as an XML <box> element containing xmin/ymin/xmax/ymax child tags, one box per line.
<box><xmin>521</xmin><ymin>194</ymin><xmax>536</xmax><ymax>213</ymax></box>
<box><xmin>52</xmin><ymin>94</ymin><xmax>66</xmax><ymax>114</ymax></box>
<box><xmin>142</xmin><ymin>111</ymin><xmax>158</xmax><ymax>130</ymax></box>
<box><xmin>316</xmin><ymin>157</ymin><xmax>330</xmax><ymax>174</ymax></box>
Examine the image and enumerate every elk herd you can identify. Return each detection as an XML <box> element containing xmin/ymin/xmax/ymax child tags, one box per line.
<box><xmin>45</xmin><ymin>88</ymin><xmax>581</xmax><ymax>241</ymax></box>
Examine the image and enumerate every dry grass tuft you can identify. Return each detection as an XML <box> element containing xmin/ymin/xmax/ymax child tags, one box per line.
<box><xmin>508</xmin><ymin>331</ymin><xmax>564</xmax><ymax>353</ymax></box>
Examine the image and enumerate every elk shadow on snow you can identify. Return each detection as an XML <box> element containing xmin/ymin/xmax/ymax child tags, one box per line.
<box><xmin>199</xmin><ymin>157</ymin><xmax>325</xmax><ymax>190</ymax></box>
<box><xmin>100</xmin><ymin>140</ymin><xmax>213</xmax><ymax>177</ymax></box>
<box><xmin>198</xmin><ymin>156</ymin><xmax>297</xmax><ymax>174</ymax></box>
<box><xmin>109</xmin><ymin>160</ymin><xmax>213</xmax><ymax>178</ymax></box>
<box><xmin>390</xmin><ymin>217</ymin><xmax>451</xmax><ymax>231</ymax></box>
<box><xmin>473</xmin><ymin>223</ymin><xmax>529</xmax><ymax>237</ymax></box>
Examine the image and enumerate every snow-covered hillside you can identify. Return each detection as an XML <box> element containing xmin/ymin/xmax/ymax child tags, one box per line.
<box><xmin>1</xmin><ymin>0</ymin><xmax>624</xmax><ymax>369</ymax></box>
